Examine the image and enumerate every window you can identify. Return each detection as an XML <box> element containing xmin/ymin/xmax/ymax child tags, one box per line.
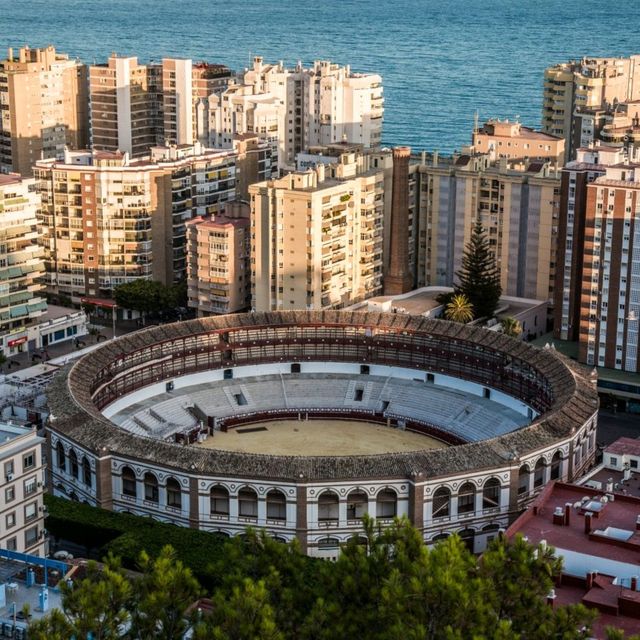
<box><xmin>24</xmin><ymin>526</ymin><xmax>38</xmax><ymax>548</ymax></box>
<box><xmin>610</xmin><ymin>456</ymin><xmax>618</xmax><ymax>467</ymax></box>
<box><xmin>347</xmin><ymin>490</ymin><xmax>368</xmax><ymax>520</ymax></box>
<box><xmin>457</xmin><ymin>483</ymin><xmax>476</xmax><ymax>514</ymax></box>
<box><xmin>6</xmin><ymin>537</ymin><xmax>17</xmax><ymax>552</ymax></box>
<box><xmin>82</xmin><ymin>457</ymin><xmax>91</xmax><ymax>487</ymax></box>
<box><xmin>550</xmin><ymin>452</ymin><xmax>562</xmax><ymax>480</ymax></box>
<box><xmin>376</xmin><ymin>489</ymin><xmax>397</xmax><ymax>519</ymax></box>
<box><xmin>266</xmin><ymin>490</ymin><xmax>286</xmax><ymax>521</ymax></box>
<box><xmin>432</xmin><ymin>487</ymin><xmax>451</xmax><ymax>518</ymax></box>
<box><xmin>317</xmin><ymin>491</ymin><xmax>339</xmax><ymax>523</ymax></box>
<box><xmin>5</xmin><ymin>487</ymin><xmax>15</xmax><ymax>503</ymax></box>
<box><xmin>482</xmin><ymin>478</ymin><xmax>501</xmax><ymax>511</ymax></box>
<box><xmin>144</xmin><ymin>473</ymin><xmax>159</xmax><ymax>503</ymax></box>
<box><xmin>5</xmin><ymin>512</ymin><xmax>15</xmax><ymax>529</ymax></box>
<box><xmin>631</xmin><ymin>459</ymin><xmax>638</xmax><ymax>470</ymax></box>
<box><xmin>166</xmin><ymin>477</ymin><xmax>182</xmax><ymax>509</ymax></box>
<box><xmin>4</xmin><ymin>461</ymin><xmax>14</xmax><ymax>478</ymax></box>
<box><xmin>518</xmin><ymin>465</ymin><xmax>529</xmax><ymax>495</ymax></box>
<box><xmin>210</xmin><ymin>486</ymin><xmax>229</xmax><ymax>516</ymax></box>
<box><xmin>238</xmin><ymin>488</ymin><xmax>258</xmax><ymax>519</ymax></box>
<box><xmin>69</xmin><ymin>451</ymin><xmax>79</xmax><ymax>479</ymax></box>
<box><xmin>24</xmin><ymin>476</ymin><xmax>37</xmax><ymax>496</ymax></box>
<box><xmin>24</xmin><ymin>502</ymin><xmax>37</xmax><ymax>522</ymax></box>
<box><xmin>534</xmin><ymin>459</ymin><xmax>545</xmax><ymax>488</ymax></box>
<box><xmin>121</xmin><ymin>466</ymin><xmax>137</xmax><ymax>498</ymax></box>
<box><xmin>56</xmin><ymin>442</ymin><xmax>66</xmax><ymax>471</ymax></box>
<box><xmin>22</xmin><ymin>451</ymin><xmax>35</xmax><ymax>471</ymax></box>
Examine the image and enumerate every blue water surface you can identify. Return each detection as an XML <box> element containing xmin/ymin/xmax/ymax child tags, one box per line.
<box><xmin>2</xmin><ymin>0</ymin><xmax>638</xmax><ymax>151</ymax></box>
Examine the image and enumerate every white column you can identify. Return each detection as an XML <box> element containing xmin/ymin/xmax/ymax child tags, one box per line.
<box><xmin>338</xmin><ymin>500</ymin><xmax>348</xmax><ymax>528</ymax></box>
<box><xmin>450</xmin><ymin>496</ymin><xmax>459</xmax><ymax>519</ymax></box>
<box><xmin>474</xmin><ymin>490</ymin><xmax>483</xmax><ymax>515</ymax></box>
<box><xmin>229</xmin><ymin>495</ymin><xmax>239</xmax><ymax>523</ymax></box>
<box><xmin>257</xmin><ymin>498</ymin><xmax>267</xmax><ymax>525</ymax></box>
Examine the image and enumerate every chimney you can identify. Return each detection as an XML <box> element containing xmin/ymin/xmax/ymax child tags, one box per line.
<box><xmin>606</xmin><ymin>478</ymin><xmax>613</xmax><ymax>493</ymax></box>
<box><xmin>553</xmin><ymin>506</ymin><xmax>565</xmax><ymax>526</ymax></box>
<box><xmin>383</xmin><ymin>146</ymin><xmax>413</xmax><ymax>295</ymax></box>
<box><xmin>624</xmin><ymin>465</ymin><xmax>631</xmax><ymax>481</ymax></box>
<box><xmin>584</xmin><ymin>512</ymin><xmax>592</xmax><ymax>534</ymax></box>
<box><xmin>565</xmin><ymin>503</ymin><xmax>572</xmax><ymax>526</ymax></box>
<box><xmin>586</xmin><ymin>571</ymin><xmax>596</xmax><ymax>589</ymax></box>
<box><xmin>7</xmin><ymin>47</ymin><xmax>13</xmax><ymax>62</ymax></box>
<box><xmin>631</xmin><ymin>576</ymin><xmax>638</xmax><ymax>592</ymax></box>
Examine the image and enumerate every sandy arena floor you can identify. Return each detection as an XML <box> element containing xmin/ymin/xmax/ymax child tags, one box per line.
<box><xmin>195</xmin><ymin>418</ymin><xmax>447</xmax><ymax>456</ymax></box>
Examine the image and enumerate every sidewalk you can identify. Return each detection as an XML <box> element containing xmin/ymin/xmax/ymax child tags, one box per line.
<box><xmin>2</xmin><ymin>322</ymin><xmax>133</xmax><ymax>376</ymax></box>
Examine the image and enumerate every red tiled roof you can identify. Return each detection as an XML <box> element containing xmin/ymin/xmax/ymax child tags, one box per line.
<box><xmin>606</xmin><ymin>437</ymin><xmax>640</xmax><ymax>457</ymax></box>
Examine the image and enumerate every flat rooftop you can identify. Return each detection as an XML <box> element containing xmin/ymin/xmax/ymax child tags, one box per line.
<box><xmin>197</xmin><ymin>418</ymin><xmax>447</xmax><ymax>456</ymax></box>
<box><xmin>509</xmin><ymin>482</ymin><xmax>640</xmax><ymax>566</ymax></box>
<box><xmin>0</xmin><ymin>422</ymin><xmax>35</xmax><ymax>445</ymax></box>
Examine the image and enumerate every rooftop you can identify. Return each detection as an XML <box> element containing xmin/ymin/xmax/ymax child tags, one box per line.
<box><xmin>606</xmin><ymin>438</ymin><xmax>640</xmax><ymax>457</ymax></box>
<box><xmin>0</xmin><ymin>422</ymin><xmax>35</xmax><ymax>447</ymax></box>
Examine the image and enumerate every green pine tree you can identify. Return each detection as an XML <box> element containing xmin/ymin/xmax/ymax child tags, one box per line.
<box><xmin>455</xmin><ymin>219</ymin><xmax>502</xmax><ymax>320</ymax></box>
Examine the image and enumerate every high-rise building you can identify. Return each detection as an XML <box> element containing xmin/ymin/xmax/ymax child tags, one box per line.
<box><xmin>250</xmin><ymin>144</ymin><xmax>391</xmax><ymax>311</ymax></box>
<box><xmin>573</xmin><ymin>102</ymin><xmax>640</xmax><ymax>155</ymax></box>
<box><xmin>0</xmin><ymin>421</ymin><xmax>46</xmax><ymax>556</ymax></box>
<box><xmin>186</xmin><ymin>204</ymin><xmax>250</xmax><ymax>316</ymax></box>
<box><xmin>542</xmin><ymin>56</ymin><xmax>640</xmax><ymax>161</ymax></box>
<box><xmin>34</xmin><ymin>143</ymin><xmax>244</xmax><ymax>301</ymax></box>
<box><xmin>0</xmin><ymin>46</ymin><xmax>88</xmax><ymax>176</ymax></box>
<box><xmin>409</xmin><ymin>153</ymin><xmax>561</xmax><ymax>305</ymax></box>
<box><xmin>89</xmin><ymin>54</ymin><xmax>232</xmax><ymax>157</ymax></box>
<box><xmin>471</xmin><ymin>119</ymin><xmax>565</xmax><ymax>166</ymax></box>
<box><xmin>553</xmin><ymin>145</ymin><xmax>626</xmax><ymax>343</ymax></box>
<box><xmin>211</xmin><ymin>57</ymin><xmax>383</xmax><ymax>169</ymax></box>
<box><xmin>0</xmin><ymin>174</ymin><xmax>47</xmax><ymax>356</ymax></box>
<box><xmin>554</xmin><ymin>146</ymin><xmax>640</xmax><ymax>371</ymax></box>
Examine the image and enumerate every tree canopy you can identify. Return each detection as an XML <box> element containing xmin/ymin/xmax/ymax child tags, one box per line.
<box><xmin>30</xmin><ymin>518</ymin><xmax>640</xmax><ymax>640</ymax></box>
<box><xmin>113</xmin><ymin>280</ymin><xmax>179</xmax><ymax>317</ymax></box>
<box><xmin>444</xmin><ymin>293</ymin><xmax>474</xmax><ymax>323</ymax></box>
<box><xmin>455</xmin><ymin>220</ymin><xmax>502</xmax><ymax>320</ymax></box>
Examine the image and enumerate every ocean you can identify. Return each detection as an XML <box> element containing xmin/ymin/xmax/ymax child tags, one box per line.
<box><xmin>2</xmin><ymin>0</ymin><xmax>639</xmax><ymax>152</ymax></box>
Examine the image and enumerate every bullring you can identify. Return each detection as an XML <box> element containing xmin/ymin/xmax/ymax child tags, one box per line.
<box><xmin>47</xmin><ymin>310</ymin><xmax>598</xmax><ymax>557</ymax></box>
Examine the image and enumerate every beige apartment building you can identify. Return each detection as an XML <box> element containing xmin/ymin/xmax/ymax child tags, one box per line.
<box><xmin>543</xmin><ymin>55</ymin><xmax>640</xmax><ymax>161</ymax></box>
<box><xmin>250</xmin><ymin>145</ymin><xmax>390</xmax><ymax>311</ymax></box>
<box><xmin>0</xmin><ymin>422</ymin><xmax>46</xmax><ymax>556</ymax></box>
<box><xmin>89</xmin><ymin>54</ymin><xmax>232</xmax><ymax>157</ymax></box>
<box><xmin>186</xmin><ymin>207</ymin><xmax>250</xmax><ymax>316</ymax></box>
<box><xmin>573</xmin><ymin>102</ymin><xmax>640</xmax><ymax>155</ymax></box>
<box><xmin>212</xmin><ymin>57</ymin><xmax>383</xmax><ymax>169</ymax></box>
<box><xmin>34</xmin><ymin>143</ymin><xmax>244</xmax><ymax>301</ymax></box>
<box><xmin>471</xmin><ymin>119</ymin><xmax>565</xmax><ymax>166</ymax></box>
<box><xmin>409</xmin><ymin>152</ymin><xmax>561</xmax><ymax>306</ymax></box>
<box><xmin>0</xmin><ymin>46</ymin><xmax>88</xmax><ymax>176</ymax></box>
<box><xmin>0</xmin><ymin>174</ymin><xmax>47</xmax><ymax>357</ymax></box>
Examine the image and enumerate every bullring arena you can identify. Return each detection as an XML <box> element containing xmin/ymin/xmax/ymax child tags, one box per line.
<box><xmin>47</xmin><ymin>311</ymin><xmax>599</xmax><ymax>557</ymax></box>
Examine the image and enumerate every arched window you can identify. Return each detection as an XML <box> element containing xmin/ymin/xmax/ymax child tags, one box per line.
<box><xmin>238</xmin><ymin>488</ymin><xmax>258</xmax><ymax>519</ymax></box>
<box><xmin>121</xmin><ymin>466</ymin><xmax>136</xmax><ymax>497</ymax></box>
<box><xmin>534</xmin><ymin>458</ymin><xmax>545</xmax><ymax>488</ymax></box>
<box><xmin>459</xmin><ymin>528</ymin><xmax>475</xmax><ymax>552</ymax></box>
<box><xmin>56</xmin><ymin>442</ymin><xmax>66</xmax><ymax>471</ymax></box>
<box><xmin>346</xmin><ymin>490</ymin><xmax>368</xmax><ymax>521</ymax></box>
<box><xmin>266</xmin><ymin>490</ymin><xmax>286</xmax><ymax>521</ymax></box>
<box><xmin>166</xmin><ymin>477</ymin><xmax>181</xmax><ymax>509</ymax></box>
<box><xmin>210</xmin><ymin>486</ymin><xmax>229</xmax><ymax>516</ymax></box>
<box><xmin>482</xmin><ymin>478</ymin><xmax>501</xmax><ymax>511</ymax></box>
<box><xmin>376</xmin><ymin>488</ymin><xmax>397</xmax><ymax>519</ymax></box>
<box><xmin>550</xmin><ymin>451</ymin><xmax>562</xmax><ymax>481</ymax></box>
<box><xmin>69</xmin><ymin>450</ymin><xmax>79</xmax><ymax>480</ymax></box>
<box><xmin>457</xmin><ymin>482</ymin><xmax>475</xmax><ymax>514</ymax></box>
<box><xmin>317</xmin><ymin>491</ymin><xmax>339</xmax><ymax>523</ymax></box>
<box><xmin>82</xmin><ymin>457</ymin><xmax>92</xmax><ymax>487</ymax></box>
<box><xmin>144</xmin><ymin>473</ymin><xmax>159</xmax><ymax>503</ymax></box>
<box><xmin>432</xmin><ymin>533</ymin><xmax>449</xmax><ymax>543</ymax></box>
<box><xmin>433</xmin><ymin>487</ymin><xmax>451</xmax><ymax>518</ymax></box>
<box><xmin>518</xmin><ymin>465</ymin><xmax>529</xmax><ymax>495</ymax></box>
<box><xmin>317</xmin><ymin>537</ymin><xmax>339</xmax><ymax>550</ymax></box>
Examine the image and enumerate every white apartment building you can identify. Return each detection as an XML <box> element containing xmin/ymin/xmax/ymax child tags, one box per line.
<box><xmin>0</xmin><ymin>422</ymin><xmax>46</xmax><ymax>556</ymax></box>
<box><xmin>211</xmin><ymin>57</ymin><xmax>383</xmax><ymax>169</ymax></box>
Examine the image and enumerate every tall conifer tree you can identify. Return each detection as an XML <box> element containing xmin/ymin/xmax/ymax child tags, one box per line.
<box><xmin>455</xmin><ymin>219</ymin><xmax>502</xmax><ymax>320</ymax></box>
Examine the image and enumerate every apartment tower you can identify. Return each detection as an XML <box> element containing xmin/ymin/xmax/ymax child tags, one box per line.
<box><xmin>0</xmin><ymin>174</ymin><xmax>47</xmax><ymax>356</ymax></box>
<box><xmin>250</xmin><ymin>145</ymin><xmax>390</xmax><ymax>311</ymax></box>
<box><xmin>0</xmin><ymin>46</ymin><xmax>88</xmax><ymax>176</ymax></box>
<box><xmin>542</xmin><ymin>55</ymin><xmax>640</xmax><ymax>161</ymax></box>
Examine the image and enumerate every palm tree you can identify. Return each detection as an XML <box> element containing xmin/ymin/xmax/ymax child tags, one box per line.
<box><xmin>501</xmin><ymin>316</ymin><xmax>522</xmax><ymax>338</ymax></box>
<box><xmin>445</xmin><ymin>294</ymin><xmax>474</xmax><ymax>324</ymax></box>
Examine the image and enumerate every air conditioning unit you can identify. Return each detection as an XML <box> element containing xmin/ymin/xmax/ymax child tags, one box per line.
<box><xmin>6</xmin><ymin>473</ymin><xmax>14</xmax><ymax>482</ymax></box>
